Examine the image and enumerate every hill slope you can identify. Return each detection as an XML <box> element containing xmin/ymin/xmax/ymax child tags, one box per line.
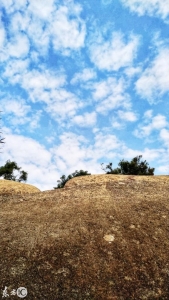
<box><xmin>0</xmin><ymin>175</ymin><xmax>169</xmax><ymax>299</ymax></box>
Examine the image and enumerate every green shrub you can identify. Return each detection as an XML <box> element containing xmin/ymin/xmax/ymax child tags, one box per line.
<box><xmin>101</xmin><ymin>155</ymin><xmax>155</xmax><ymax>175</ymax></box>
<box><xmin>0</xmin><ymin>160</ymin><xmax>28</xmax><ymax>182</ymax></box>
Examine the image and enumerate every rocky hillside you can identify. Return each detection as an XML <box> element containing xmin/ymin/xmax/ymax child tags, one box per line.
<box><xmin>0</xmin><ymin>175</ymin><xmax>169</xmax><ymax>299</ymax></box>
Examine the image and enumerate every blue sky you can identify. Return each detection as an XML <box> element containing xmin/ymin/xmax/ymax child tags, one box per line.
<box><xmin>0</xmin><ymin>0</ymin><xmax>169</xmax><ymax>191</ymax></box>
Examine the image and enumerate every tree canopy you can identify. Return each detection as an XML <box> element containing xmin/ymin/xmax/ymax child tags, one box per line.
<box><xmin>0</xmin><ymin>160</ymin><xmax>28</xmax><ymax>182</ymax></box>
<box><xmin>101</xmin><ymin>155</ymin><xmax>155</xmax><ymax>175</ymax></box>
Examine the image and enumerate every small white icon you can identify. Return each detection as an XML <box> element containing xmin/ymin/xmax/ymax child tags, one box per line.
<box><xmin>10</xmin><ymin>289</ymin><xmax>17</xmax><ymax>296</ymax></box>
<box><xmin>2</xmin><ymin>286</ymin><xmax>9</xmax><ymax>298</ymax></box>
<box><xmin>16</xmin><ymin>287</ymin><xmax>27</xmax><ymax>298</ymax></box>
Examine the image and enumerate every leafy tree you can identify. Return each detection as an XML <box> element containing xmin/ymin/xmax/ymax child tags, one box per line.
<box><xmin>0</xmin><ymin>160</ymin><xmax>28</xmax><ymax>182</ymax></box>
<box><xmin>54</xmin><ymin>169</ymin><xmax>91</xmax><ymax>189</ymax></box>
<box><xmin>101</xmin><ymin>155</ymin><xmax>155</xmax><ymax>175</ymax></box>
<box><xmin>101</xmin><ymin>162</ymin><xmax>121</xmax><ymax>174</ymax></box>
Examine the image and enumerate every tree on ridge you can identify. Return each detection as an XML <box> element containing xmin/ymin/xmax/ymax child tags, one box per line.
<box><xmin>0</xmin><ymin>160</ymin><xmax>28</xmax><ymax>182</ymax></box>
<box><xmin>101</xmin><ymin>155</ymin><xmax>155</xmax><ymax>175</ymax></box>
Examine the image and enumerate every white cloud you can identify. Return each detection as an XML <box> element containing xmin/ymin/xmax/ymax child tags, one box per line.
<box><xmin>51</xmin><ymin>5</ymin><xmax>86</xmax><ymax>52</ymax></box>
<box><xmin>125</xmin><ymin>66</ymin><xmax>142</xmax><ymax>77</ymax></box>
<box><xmin>157</xmin><ymin>165</ymin><xmax>169</xmax><ymax>173</ymax></box>
<box><xmin>89</xmin><ymin>32</ymin><xmax>139</xmax><ymax>71</ymax></box>
<box><xmin>159</xmin><ymin>128</ymin><xmax>169</xmax><ymax>147</ymax></box>
<box><xmin>0</xmin><ymin>130</ymin><xmax>57</xmax><ymax>191</ymax></box>
<box><xmin>27</xmin><ymin>18</ymin><xmax>50</xmax><ymax>55</ymax></box>
<box><xmin>120</xmin><ymin>0</ymin><xmax>169</xmax><ymax>20</ymax></box>
<box><xmin>92</xmin><ymin>78</ymin><xmax>125</xmax><ymax>99</ymax></box>
<box><xmin>151</xmin><ymin>114</ymin><xmax>168</xmax><ymax>129</ymax></box>
<box><xmin>51</xmin><ymin>131</ymin><xmax>124</xmax><ymax>171</ymax></box>
<box><xmin>109</xmin><ymin>109</ymin><xmax>138</xmax><ymax>130</ymax></box>
<box><xmin>10</xmin><ymin>11</ymin><xmax>31</xmax><ymax>33</ymax></box>
<box><xmin>93</xmin><ymin>133</ymin><xmax>122</xmax><ymax>158</ymax></box>
<box><xmin>0</xmin><ymin>17</ymin><xmax>30</xmax><ymax>62</ymax></box>
<box><xmin>28</xmin><ymin>0</ymin><xmax>55</xmax><ymax>20</ymax></box>
<box><xmin>2</xmin><ymin>65</ymin><xmax>85</xmax><ymax>122</ymax></box>
<box><xmin>0</xmin><ymin>97</ymin><xmax>42</xmax><ymax>131</ymax></box>
<box><xmin>7</xmin><ymin>34</ymin><xmax>30</xmax><ymax>59</ymax></box>
<box><xmin>70</xmin><ymin>112</ymin><xmax>97</xmax><ymax>127</ymax></box>
<box><xmin>2</xmin><ymin>132</ymin><xmax>51</xmax><ymax>167</ymax></box>
<box><xmin>46</xmin><ymin>89</ymin><xmax>84</xmax><ymax>121</ymax></box>
<box><xmin>91</xmin><ymin>77</ymin><xmax>132</xmax><ymax>115</ymax></box>
<box><xmin>1</xmin><ymin>1</ymin><xmax>86</xmax><ymax>60</ymax></box>
<box><xmin>0</xmin><ymin>0</ymin><xmax>26</xmax><ymax>14</ymax></box>
<box><xmin>27</xmin><ymin>110</ymin><xmax>43</xmax><ymax>131</ymax></box>
<box><xmin>143</xmin><ymin>109</ymin><xmax>153</xmax><ymax>119</ymax></box>
<box><xmin>51</xmin><ymin>132</ymin><xmax>89</xmax><ymax>169</ymax></box>
<box><xmin>1</xmin><ymin>127</ymin><xmax>168</xmax><ymax>190</ymax></box>
<box><xmin>19</xmin><ymin>69</ymin><xmax>86</xmax><ymax>122</ymax></box>
<box><xmin>136</xmin><ymin>48</ymin><xmax>169</xmax><ymax>102</ymax></box>
<box><xmin>22</xmin><ymin>69</ymin><xmax>66</xmax><ymax>92</ymax></box>
<box><xmin>0</xmin><ymin>21</ymin><xmax>6</xmax><ymax>48</ymax></box>
<box><xmin>1</xmin><ymin>99</ymin><xmax>30</xmax><ymax>117</ymax></box>
<box><xmin>71</xmin><ymin>68</ymin><xmax>97</xmax><ymax>85</ymax></box>
<box><xmin>133</xmin><ymin>114</ymin><xmax>168</xmax><ymax>138</ymax></box>
<box><xmin>142</xmin><ymin>148</ymin><xmax>166</xmax><ymax>161</ymax></box>
<box><xmin>3</xmin><ymin>59</ymin><xmax>30</xmax><ymax>84</ymax></box>
<box><xmin>110</xmin><ymin>118</ymin><xmax>125</xmax><ymax>129</ymax></box>
<box><xmin>117</xmin><ymin>110</ymin><xmax>138</xmax><ymax>122</ymax></box>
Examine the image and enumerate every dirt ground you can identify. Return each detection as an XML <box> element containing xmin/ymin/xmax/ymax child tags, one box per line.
<box><xmin>0</xmin><ymin>175</ymin><xmax>169</xmax><ymax>299</ymax></box>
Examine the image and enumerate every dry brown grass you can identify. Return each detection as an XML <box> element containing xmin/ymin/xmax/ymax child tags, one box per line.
<box><xmin>0</xmin><ymin>175</ymin><xmax>169</xmax><ymax>299</ymax></box>
<box><xmin>0</xmin><ymin>179</ymin><xmax>40</xmax><ymax>196</ymax></box>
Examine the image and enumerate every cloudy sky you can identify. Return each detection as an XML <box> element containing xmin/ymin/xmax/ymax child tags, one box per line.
<box><xmin>0</xmin><ymin>0</ymin><xmax>169</xmax><ymax>191</ymax></box>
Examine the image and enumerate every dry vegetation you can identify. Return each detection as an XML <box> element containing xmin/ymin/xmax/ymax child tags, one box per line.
<box><xmin>0</xmin><ymin>175</ymin><xmax>169</xmax><ymax>299</ymax></box>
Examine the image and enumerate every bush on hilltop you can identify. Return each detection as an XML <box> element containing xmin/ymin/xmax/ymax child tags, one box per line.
<box><xmin>101</xmin><ymin>155</ymin><xmax>155</xmax><ymax>175</ymax></box>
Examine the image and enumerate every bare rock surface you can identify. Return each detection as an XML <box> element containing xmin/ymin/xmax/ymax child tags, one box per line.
<box><xmin>0</xmin><ymin>175</ymin><xmax>169</xmax><ymax>299</ymax></box>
